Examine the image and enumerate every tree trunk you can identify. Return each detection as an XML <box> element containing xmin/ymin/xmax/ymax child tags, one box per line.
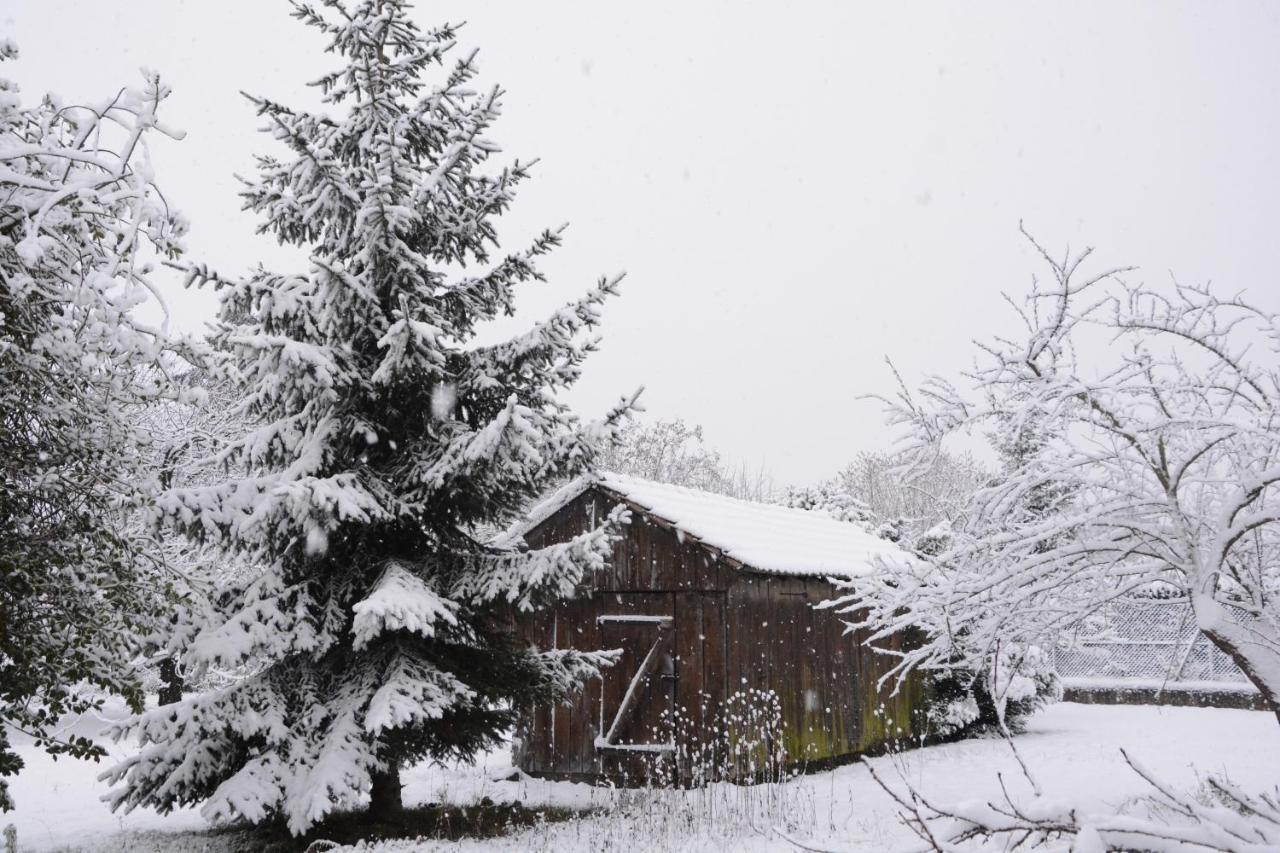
<box><xmin>368</xmin><ymin>766</ymin><xmax>402</xmax><ymax>823</ymax></box>
<box><xmin>158</xmin><ymin>657</ymin><xmax>184</xmax><ymax>706</ymax></box>
<box><xmin>1191</xmin><ymin>593</ymin><xmax>1280</xmax><ymax>726</ymax></box>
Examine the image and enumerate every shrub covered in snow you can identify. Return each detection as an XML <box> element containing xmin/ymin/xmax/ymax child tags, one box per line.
<box><xmin>780</xmin><ymin>479</ymin><xmax>873</xmax><ymax>527</ymax></box>
<box><xmin>922</xmin><ymin>644</ymin><xmax>1062</xmax><ymax>739</ymax></box>
<box><xmin>0</xmin><ymin>40</ymin><xmax>193</xmax><ymax>810</ymax></box>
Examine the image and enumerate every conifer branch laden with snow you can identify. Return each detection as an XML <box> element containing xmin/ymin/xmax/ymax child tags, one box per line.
<box><xmin>103</xmin><ymin>0</ymin><xmax>635</xmax><ymax>834</ymax></box>
<box><xmin>834</xmin><ymin>227</ymin><xmax>1280</xmax><ymax>724</ymax></box>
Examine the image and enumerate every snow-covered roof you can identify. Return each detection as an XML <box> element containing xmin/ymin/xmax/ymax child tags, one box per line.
<box><xmin>501</xmin><ymin>472</ymin><xmax>916</xmax><ymax>579</ymax></box>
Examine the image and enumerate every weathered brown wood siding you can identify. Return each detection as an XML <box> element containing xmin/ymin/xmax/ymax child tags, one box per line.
<box><xmin>513</xmin><ymin>485</ymin><xmax>923</xmax><ymax>782</ymax></box>
<box><xmin>722</xmin><ymin>575</ymin><xmax>923</xmax><ymax>765</ymax></box>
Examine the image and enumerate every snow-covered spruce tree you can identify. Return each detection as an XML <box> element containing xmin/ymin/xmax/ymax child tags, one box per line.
<box><xmin>779</xmin><ymin>478</ymin><xmax>873</xmax><ymax>525</ymax></box>
<box><xmin>988</xmin><ymin>404</ymin><xmax>1075</xmax><ymax>553</ymax></box>
<box><xmin>0</xmin><ymin>42</ymin><xmax>190</xmax><ymax>809</ymax></box>
<box><xmin>135</xmin><ymin>371</ymin><xmax>260</xmax><ymax>704</ymax></box>
<box><xmin>103</xmin><ymin>1</ymin><xmax>635</xmax><ymax>834</ymax></box>
<box><xmin>835</xmin><ymin>227</ymin><xmax>1280</xmax><ymax>724</ymax></box>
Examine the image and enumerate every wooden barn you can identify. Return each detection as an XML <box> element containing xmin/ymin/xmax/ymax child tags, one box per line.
<box><xmin>502</xmin><ymin>472</ymin><xmax>926</xmax><ymax>783</ymax></box>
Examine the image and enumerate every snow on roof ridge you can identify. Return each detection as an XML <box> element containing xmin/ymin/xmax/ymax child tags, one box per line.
<box><xmin>500</xmin><ymin>470</ymin><xmax>916</xmax><ymax>579</ymax></box>
<box><xmin>596</xmin><ymin>470</ymin><xmax>854</xmax><ymax>523</ymax></box>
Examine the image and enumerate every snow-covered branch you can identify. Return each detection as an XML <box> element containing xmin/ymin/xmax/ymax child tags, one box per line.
<box><xmin>862</xmin><ymin>747</ymin><xmax>1280</xmax><ymax>852</ymax></box>
<box><xmin>839</xmin><ymin>230</ymin><xmax>1280</xmax><ymax>723</ymax></box>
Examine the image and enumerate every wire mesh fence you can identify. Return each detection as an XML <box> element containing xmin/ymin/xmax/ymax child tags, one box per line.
<box><xmin>1054</xmin><ymin>599</ymin><xmax>1254</xmax><ymax>688</ymax></box>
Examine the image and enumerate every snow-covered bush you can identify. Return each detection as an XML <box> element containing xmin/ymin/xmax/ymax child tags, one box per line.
<box><xmin>102</xmin><ymin>0</ymin><xmax>636</xmax><ymax>835</ymax></box>
<box><xmin>992</xmin><ymin>645</ymin><xmax>1061</xmax><ymax>723</ymax></box>
<box><xmin>0</xmin><ymin>41</ymin><xmax>191</xmax><ymax>809</ymax></box>
<box><xmin>780</xmin><ymin>479</ymin><xmax>873</xmax><ymax>526</ymax></box>
<box><xmin>922</xmin><ymin>644</ymin><xmax>1061</xmax><ymax>739</ymax></box>
<box><xmin>908</xmin><ymin>520</ymin><xmax>953</xmax><ymax>558</ymax></box>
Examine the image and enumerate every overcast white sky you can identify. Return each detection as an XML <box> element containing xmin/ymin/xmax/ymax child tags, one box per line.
<box><xmin>6</xmin><ymin>1</ymin><xmax>1280</xmax><ymax>485</ymax></box>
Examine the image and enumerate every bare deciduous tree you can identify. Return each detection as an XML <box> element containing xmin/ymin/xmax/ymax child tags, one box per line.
<box><xmin>839</xmin><ymin>448</ymin><xmax>989</xmax><ymax>541</ymax></box>
<box><xmin>599</xmin><ymin>417</ymin><xmax>776</xmax><ymax>500</ymax></box>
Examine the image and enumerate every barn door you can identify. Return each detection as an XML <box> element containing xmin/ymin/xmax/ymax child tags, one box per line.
<box><xmin>595</xmin><ymin>592</ymin><xmax>676</xmax><ymax>759</ymax></box>
<box><xmin>672</xmin><ymin>591</ymin><xmax>727</xmax><ymax>780</ymax></box>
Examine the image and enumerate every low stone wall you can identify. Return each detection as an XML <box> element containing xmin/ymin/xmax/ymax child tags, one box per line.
<box><xmin>1062</xmin><ymin>678</ymin><xmax>1268</xmax><ymax>712</ymax></box>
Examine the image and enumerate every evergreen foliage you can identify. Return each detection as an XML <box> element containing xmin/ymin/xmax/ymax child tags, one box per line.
<box><xmin>103</xmin><ymin>1</ymin><xmax>635</xmax><ymax>834</ymax></box>
<box><xmin>779</xmin><ymin>479</ymin><xmax>873</xmax><ymax>526</ymax></box>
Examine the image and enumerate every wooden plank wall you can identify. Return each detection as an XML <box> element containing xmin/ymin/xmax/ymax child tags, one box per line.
<box><xmin>722</xmin><ymin>575</ymin><xmax>922</xmax><ymax>766</ymax></box>
<box><xmin>514</xmin><ymin>485</ymin><xmax>923</xmax><ymax>779</ymax></box>
<box><xmin>515</xmin><ymin>490</ymin><xmax>598</xmax><ymax>777</ymax></box>
<box><xmin>513</xmin><ymin>595</ymin><xmax>605</xmax><ymax>777</ymax></box>
<box><xmin>580</xmin><ymin>490</ymin><xmax>731</xmax><ymax>593</ymax></box>
<box><xmin>672</xmin><ymin>590</ymin><xmax>727</xmax><ymax>777</ymax></box>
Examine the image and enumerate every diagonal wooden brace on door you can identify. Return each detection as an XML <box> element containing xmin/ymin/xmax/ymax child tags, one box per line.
<box><xmin>594</xmin><ymin>614</ymin><xmax>676</xmax><ymax>752</ymax></box>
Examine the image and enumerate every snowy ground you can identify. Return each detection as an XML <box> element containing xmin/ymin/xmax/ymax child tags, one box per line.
<box><xmin>5</xmin><ymin>702</ymin><xmax>1278</xmax><ymax>852</ymax></box>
